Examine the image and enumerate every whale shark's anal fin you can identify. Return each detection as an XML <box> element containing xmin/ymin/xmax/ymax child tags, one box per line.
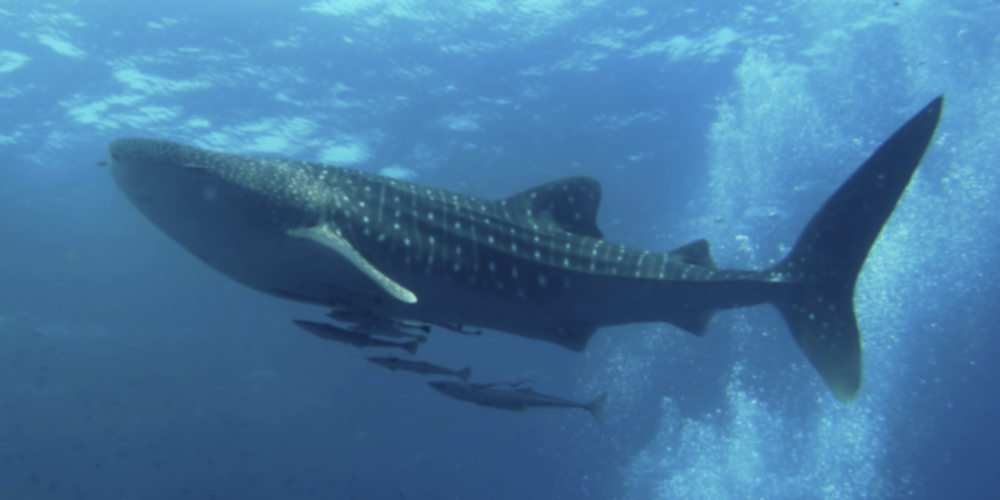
<box><xmin>543</xmin><ymin>323</ymin><xmax>600</xmax><ymax>352</ymax></box>
<box><xmin>771</xmin><ymin>95</ymin><xmax>944</xmax><ymax>402</ymax></box>
<box><xmin>289</xmin><ymin>225</ymin><xmax>418</xmax><ymax>304</ymax></box>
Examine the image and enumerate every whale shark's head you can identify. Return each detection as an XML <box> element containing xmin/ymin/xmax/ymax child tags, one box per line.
<box><xmin>109</xmin><ymin>138</ymin><xmax>222</xmax><ymax>210</ymax></box>
<box><xmin>108</xmin><ymin>137</ymin><xmax>419</xmax><ymax>307</ymax></box>
<box><xmin>109</xmin><ymin>138</ymin><xmax>330</xmax><ymax>234</ymax></box>
<box><xmin>109</xmin><ymin>138</ymin><xmax>257</xmax><ymax>255</ymax></box>
<box><xmin>108</xmin><ymin>137</ymin><xmax>338</xmax><ymax>272</ymax></box>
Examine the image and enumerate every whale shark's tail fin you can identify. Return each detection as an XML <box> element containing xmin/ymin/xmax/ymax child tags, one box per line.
<box><xmin>770</xmin><ymin>96</ymin><xmax>944</xmax><ymax>402</ymax></box>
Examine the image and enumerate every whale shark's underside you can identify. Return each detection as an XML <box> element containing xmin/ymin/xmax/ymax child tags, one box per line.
<box><xmin>108</xmin><ymin>96</ymin><xmax>944</xmax><ymax>402</ymax></box>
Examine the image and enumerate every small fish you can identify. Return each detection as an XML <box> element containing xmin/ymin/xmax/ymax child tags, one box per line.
<box><xmin>428</xmin><ymin>381</ymin><xmax>607</xmax><ymax>423</ymax></box>
<box><xmin>327</xmin><ymin>309</ymin><xmax>431</xmax><ymax>333</ymax></box>
<box><xmin>351</xmin><ymin>323</ymin><xmax>427</xmax><ymax>343</ymax></box>
<box><xmin>367</xmin><ymin>357</ymin><xmax>471</xmax><ymax>381</ymax></box>
<box><xmin>473</xmin><ymin>379</ymin><xmax>533</xmax><ymax>389</ymax></box>
<box><xmin>426</xmin><ymin>322</ymin><xmax>482</xmax><ymax>336</ymax></box>
<box><xmin>293</xmin><ymin>320</ymin><xmax>419</xmax><ymax>355</ymax></box>
<box><xmin>96</xmin><ymin>160</ymin><xmax>108</xmax><ymax>167</ymax></box>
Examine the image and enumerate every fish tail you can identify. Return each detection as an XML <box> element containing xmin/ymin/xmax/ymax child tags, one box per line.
<box><xmin>402</xmin><ymin>340</ymin><xmax>420</xmax><ymax>355</ymax></box>
<box><xmin>769</xmin><ymin>96</ymin><xmax>943</xmax><ymax>402</ymax></box>
<box><xmin>457</xmin><ymin>367</ymin><xmax>472</xmax><ymax>382</ymax></box>
<box><xmin>587</xmin><ymin>392</ymin><xmax>608</xmax><ymax>423</ymax></box>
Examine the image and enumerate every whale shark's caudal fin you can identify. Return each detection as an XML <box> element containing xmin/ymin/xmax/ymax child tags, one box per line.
<box><xmin>770</xmin><ymin>96</ymin><xmax>944</xmax><ymax>402</ymax></box>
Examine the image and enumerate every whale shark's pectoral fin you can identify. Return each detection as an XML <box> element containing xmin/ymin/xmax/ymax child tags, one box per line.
<box><xmin>288</xmin><ymin>226</ymin><xmax>418</xmax><ymax>304</ymax></box>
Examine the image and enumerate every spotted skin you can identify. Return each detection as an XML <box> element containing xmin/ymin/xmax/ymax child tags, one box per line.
<box><xmin>108</xmin><ymin>138</ymin><xmax>765</xmax><ymax>346</ymax></box>
<box><xmin>108</xmin><ymin>96</ymin><xmax>942</xmax><ymax>402</ymax></box>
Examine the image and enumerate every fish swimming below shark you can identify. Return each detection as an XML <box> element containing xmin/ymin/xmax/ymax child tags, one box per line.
<box><xmin>350</xmin><ymin>323</ymin><xmax>428</xmax><ymax>343</ymax></box>
<box><xmin>326</xmin><ymin>309</ymin><xmax>432</xmax><ymax>333</ymax></box>
<box><xmin>367</xmin><ymin>357</ymin><xmax>472</xmax><ymax>381</ymax></box>
<box><xmin>428</xmin><ymin>381</ymin><xmax>607</xmax><ymax>422</ymax></box>
<box><xmin>108</xmin><ymin>96</ymin><xmax>944</xmax><ymax>402</ymax></box>
<box><xmin>293</xmin><ymin>320</ymin><xmax>420</xmax><ymax>355</ymax></box>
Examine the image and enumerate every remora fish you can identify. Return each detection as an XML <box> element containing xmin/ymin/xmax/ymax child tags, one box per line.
<box><xmin>367</xmin><ymin>357</ymin><xmax>472</xmax><ymax>381</ymax></box>
<box><xmin>426</xmin><ymin>322</ymin><xmax>482</xmax><ymax>336</ymax></box>
<box><xmin>327</xmin><ymin>309</ymin><xmax>432</xmax><ymax>333</ymax></box>
<box><xmin>350</xmin><ymin>323</ymin><xmax>427</xmax><ymax>342</ymax></box>
<box><xmin>428</xmin><ymin>381</ymin><xmax>607</xmax><ymax>422</ymax></box>
<box><xmin>293</xmin><ymin>320</ymin><xmax>419</xmax><ymax>355</ymax></box>
<box><xmin>107</xmin><ymin>97</ymin><xmax>944</xmax><ymax>402</ymax></box>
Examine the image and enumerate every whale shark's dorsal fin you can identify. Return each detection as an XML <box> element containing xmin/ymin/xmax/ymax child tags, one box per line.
<box><xmin>288</xmin><ymin>225</ymin><xmax>418</xmax><ymax>304</ymax></box>
<box><xmin>505</xmin><ymin>177</ymin><xmax>604</xmax><ymax>239</ymax></box>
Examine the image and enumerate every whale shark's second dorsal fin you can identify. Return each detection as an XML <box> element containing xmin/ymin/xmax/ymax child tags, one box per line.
<box><xmin>668</xmin><ymin>239</ymin><xmax>717</xmax><ymax>268</ymax></box>
<box><xmin>505</xmin><ymin>177</ymin><xmax>604</xmax><ymax>239</ymax></box>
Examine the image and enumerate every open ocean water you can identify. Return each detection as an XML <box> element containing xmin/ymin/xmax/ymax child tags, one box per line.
<box><xmin>1</xmin><ymin>1</ymin><xmax>998</xmax><ymax>499</ymax></box>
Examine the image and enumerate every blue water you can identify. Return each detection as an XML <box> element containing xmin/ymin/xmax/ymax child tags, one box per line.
<box><xmin>1</xmin><ymin>1</ymin><xmax>998</xmax><ymax>498</ymax></box>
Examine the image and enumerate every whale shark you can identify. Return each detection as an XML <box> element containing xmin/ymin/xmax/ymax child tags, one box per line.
<box><xmin>108</xmin><ymin>96</ymin><xmax>943</xmax><ymax>402</ymax></box>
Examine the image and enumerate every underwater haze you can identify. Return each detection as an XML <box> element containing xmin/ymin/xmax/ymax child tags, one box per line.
<box><xmin>1</xmin><ymin>0</ymin><xmax>999</xmax><ymax>499</ymax></box>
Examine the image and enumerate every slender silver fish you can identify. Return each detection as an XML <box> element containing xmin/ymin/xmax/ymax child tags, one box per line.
<box><xmin>367</xmin><ymin>357</ymin><xmax>471</xmax><ymax>381</ymax></box>
<box><xmin>428</xmin><ymin>381</ymin><xmax>607</xmax><ymax>422</ymax></box>
<box><xmin>293</xmin><ymin>320</ymin><xmax>419</xmax><ymax>355</ymax></box>
<box><xmin>327</xmin><ymin>309</ymin><xmax>431</xmax><ymax>333</ymax></box>
<box><xmin>426</xmin><ymin>322</ymin><xmax>482</xmax><ymax>336</ymax></box>
<box><xmin>350</xmin><ymin>323</ymin><xmax>427</xmax><ymax>343</ymax></box>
